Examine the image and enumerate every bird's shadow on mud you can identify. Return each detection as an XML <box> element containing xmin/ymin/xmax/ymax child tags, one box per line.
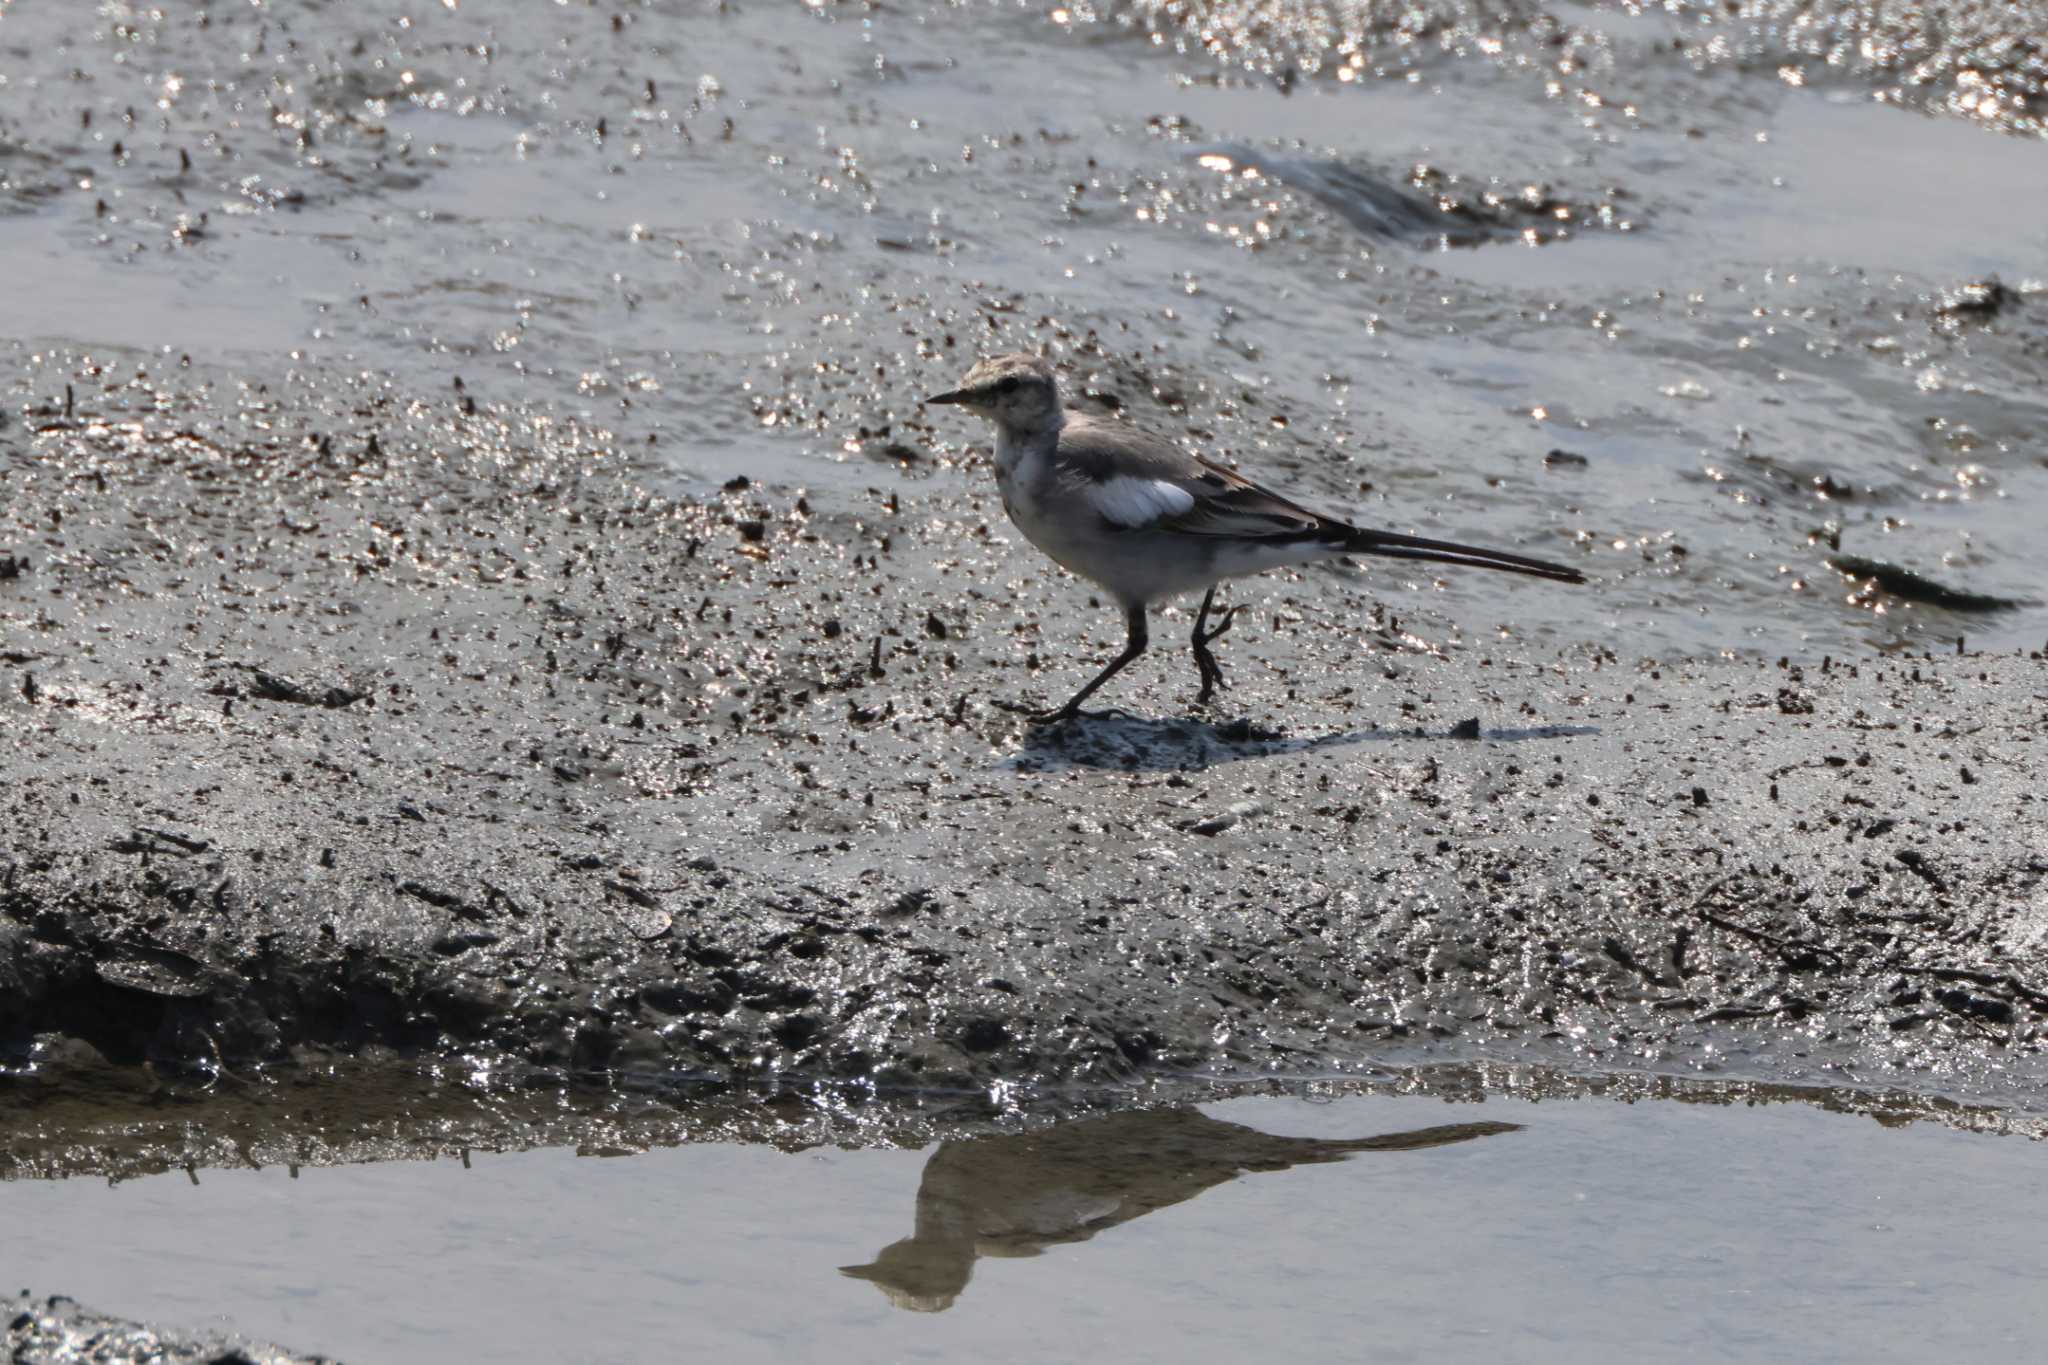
<box><xmin>1000</xmin><ymin>712</ymin><xmax>1599</xmax><ymax>774</ymax></box>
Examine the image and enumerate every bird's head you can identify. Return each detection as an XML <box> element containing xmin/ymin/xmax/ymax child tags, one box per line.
<box><xmin>925</xmin><ymin>353</ymin><xmax>1061</xmax><ymax>431</ymax></box>
<box><xmin>838</xmin><ymin>1237</ymin><xmax>973</xmax><ymax>1313</ymax></box>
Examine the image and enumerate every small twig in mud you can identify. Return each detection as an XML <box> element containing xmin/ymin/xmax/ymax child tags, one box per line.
<box><xmin>1180</xmin><ymin>799</ymin><xmax>1266</xmax><ymax>837</ymax></box>
<box><xmin>398</xmin><ymin>879</ymin><xmax>485</xmax><ymax>921</ymax></box>
<box><xmin>1601</xmin><ymin>936</ymin><xmax>1675</xmax><ymax>988</ymax></box>
<box><xmin>603</xmin><ymin>879</ymin><xmax>661</xmax><ymax>910</ymax></box>
<box><xmin>1694</xmin><ymin>997</ymin><xmax>1811</xmax><ymax>1025</ymax></box>
<box><xmin>1685</xmin><ymin>874</ymin><xmax>1843</xmax><ymax>972</ymax></box>
<box><xmin>795</xmin><ymin>881</ymin><xmax>854</xmax><ymax>910</ymax></box>
<box><xmin>1670</xmin><ymin>924</ymin><xmax>1694</xmax><ymax>979</ymax></box>
<box><xmin>1902</xmin><ymin>965</ymin><xmax>2048</xmax><ymax>1013</ymax></box>
<box><xmin>140</xmin><ymin>827</ymin><xmax>211</xmax><ymax>854</ymax></box>
<box><xmin>1698</xmin><ymin>909</ymin><xmax>1843</xmax><ymax>973</ymax></box>
<box><xmin>1683</xmin><ymin>873</ymin><xmax>1737</xmax><ymax>909</ymax></box>
<box><xmin>612</xmin><ymin>738</ymin><xmax>705</xmax><ymax>755</ymax></box>
<box><xmin>1930</xmin><ymin>987</ymin><xmax>2015</xmax><ymax>1026</ymax></box>
<box><xmin>1893</xmin><ymin>848</ymin><xmax>1949</xmax><ymax>892</ymax></box>
<box><xmin>110</xmin><ymin>827</ymin><xmax>211</xmax><ymax>856</ymax></box>
<box><xmin>481</xmin><ymin>880</ymin><xmax>528</xmax><ymax>918</ymax></box>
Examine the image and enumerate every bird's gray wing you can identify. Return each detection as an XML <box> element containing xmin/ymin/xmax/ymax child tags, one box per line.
<box><xmin>1051</xmin><ymin>412</ymin><xmax>1587</xmax><ymax>582</ymax></box>
<box><xmin>1053</xmin><ymin>413</ymin><xmax>1336</xmax><ymax>542</ymax></box>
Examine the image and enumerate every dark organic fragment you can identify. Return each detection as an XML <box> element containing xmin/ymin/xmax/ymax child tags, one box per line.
<box><xmin>1825</xmin><ymin>556</ymin><xmax>2021</xmax><ymax>613</ymax></box>
<box><xmin>245</xmin><ymin>668</ymin><xmax>370</xmax><ymax>708</ymax></box>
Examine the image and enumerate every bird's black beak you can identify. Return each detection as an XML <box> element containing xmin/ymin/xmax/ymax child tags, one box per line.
<box><xmin>925</xmin><ymin>388</ymin><xmax>971</xmax><ymax>406</ymax></box>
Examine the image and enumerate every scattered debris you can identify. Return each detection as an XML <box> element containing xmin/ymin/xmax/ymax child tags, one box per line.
<box><xmin>1827</xmin><ymin>556</ymin><xmax>2022</xmax><ymax>613</ymax></box>
<box><xmin>1181</xmin><ymin>798</ymin><xmax>1265</xmax><ymax>836</ymax></box>
<box><xmin>242</xmin><ymin>668</ymin><xmax>370</xmax><ymax>709</ymax></box>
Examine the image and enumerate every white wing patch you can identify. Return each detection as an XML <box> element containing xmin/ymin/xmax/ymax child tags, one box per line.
<box><xmin>1089</xmin><ymin>476</ymin><xmax>1196</xmax><ymax>528</ymax></box>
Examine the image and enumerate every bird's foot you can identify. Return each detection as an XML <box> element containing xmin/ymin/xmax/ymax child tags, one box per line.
<box><xmin>1190</xmin><ymin>602</ymin><xmax>1238</xmax><ymax>704</ymax></box>
<box><xmin>1193</xmin><ymin>603</ymin><xmax>1240</xmax><ymax>649</ymax></box>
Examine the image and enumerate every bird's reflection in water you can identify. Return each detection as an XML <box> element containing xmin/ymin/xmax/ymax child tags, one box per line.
<box><xmin>840</xmin><ymin>1107</ymin><xmax>1519</xmax><ymax>1312</ymax></box>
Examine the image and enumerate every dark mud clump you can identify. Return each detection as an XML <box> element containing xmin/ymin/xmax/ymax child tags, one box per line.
<box><xmin>1827</xmin><ymin>554</ymin><xmax>2025</xmax><ymax>612</ymax></box>
<box><xmin>1933</xmin><ymin>278</ymin><xmax>2022</xmax><ymax>327</ymax></box>
<box><xmin>1184</xmin><ymin>145</ymin><xmax>1641</xmax><ymax>247</ymax></box>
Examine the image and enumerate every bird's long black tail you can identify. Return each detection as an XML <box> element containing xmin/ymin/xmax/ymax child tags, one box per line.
<box><xmin>1342</xmin><ymin>526</ymin><xmax>1586</xmax><ymax>583</ymax></box>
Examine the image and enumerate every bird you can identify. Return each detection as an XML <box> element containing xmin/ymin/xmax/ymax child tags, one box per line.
<box><xmin>925</xmin><ymin>352</ymin><xmax>1588</xmax><ymax>721</ymax></box>
<box><xmin>841</xmin><ymin>1107</ymin><xmax>1521</xmax><ymax>1312</ymax></box>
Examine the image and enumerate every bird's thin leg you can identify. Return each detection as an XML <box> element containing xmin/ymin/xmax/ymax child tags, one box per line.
<box><xmin>1190</xmin><ymin>586</ymin><xmax>1241</xmax><ymax>704</ymax></box>
<box><xmin>1036</xmin><ymin>603</ymin><xmax>1148</xmax><ymax>722</ymax></box>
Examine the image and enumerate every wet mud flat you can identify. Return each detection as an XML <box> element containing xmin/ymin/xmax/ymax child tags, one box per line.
<box><xmin>4</xmin><ymin>354</ymin><xmax>2044</xmax><ymax>1109</ymax></box>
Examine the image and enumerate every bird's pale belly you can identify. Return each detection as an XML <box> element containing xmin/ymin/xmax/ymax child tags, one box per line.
<box><xmin>1001</xmin><ymin>484</ymin><xmax>1231</xmax><ymax>605</ymax></box>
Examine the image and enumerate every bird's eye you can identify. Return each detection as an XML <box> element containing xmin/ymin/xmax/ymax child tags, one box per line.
<box><xmin>993</xmin><ymin>376</ymin><xmax>1020</xmax><ymax>395</ymax></box>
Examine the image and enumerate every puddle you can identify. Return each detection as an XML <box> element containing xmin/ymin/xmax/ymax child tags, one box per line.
<box><xmin>3</xmin><ymin>1082</ymin><xmax>2041</xmax><ymax>1361</ymax></box>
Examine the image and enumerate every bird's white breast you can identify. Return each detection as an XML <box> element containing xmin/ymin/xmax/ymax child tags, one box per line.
<box><xmin>991</xmin><ymin>415</ymin><xmax>1229</xmax><ymax>604</ymax></box>
<box><xmin>993</xmin><ymin>425</ymin><xmax>1093</xmax><ymax>573</ymax></box>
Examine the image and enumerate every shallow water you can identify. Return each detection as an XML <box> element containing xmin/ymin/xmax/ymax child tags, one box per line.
<box><xmin>4</xmin><ymin>1</ymin><xmax>2045</xmax><ymax>657</ymax></box>
<box><xmin>4</xmin><ymin>1086</ymin><xmax>2041</xmax><ymax>1362</ymax></box>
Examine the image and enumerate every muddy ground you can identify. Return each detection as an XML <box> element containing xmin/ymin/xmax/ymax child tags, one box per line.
<box><xmin>4</xmin><ymin>351</ymin><xmax>2043</xmax><ymax>1115</ymax></box>
<box><xmin>3</xmin><ymin>1290</ymin><xmax>329</xmax><ymax>1365</ymax></box>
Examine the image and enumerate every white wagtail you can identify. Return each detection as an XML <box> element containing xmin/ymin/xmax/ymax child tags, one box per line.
<box><xmin>926</xmin><ymin>353</ymin><xmax>1587</xmax><ymax>721</ymax></box>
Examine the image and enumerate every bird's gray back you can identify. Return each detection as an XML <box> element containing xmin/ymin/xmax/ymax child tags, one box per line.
<box><xmin>1049</xmin><ymin>409</ymin><xmax>1340</xmax><ymax>545</ymax></box>
<box><xmin>1049</xmin><ymin>411</ymin><xmax>1204</xmax><ymax>485</ymax></box>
